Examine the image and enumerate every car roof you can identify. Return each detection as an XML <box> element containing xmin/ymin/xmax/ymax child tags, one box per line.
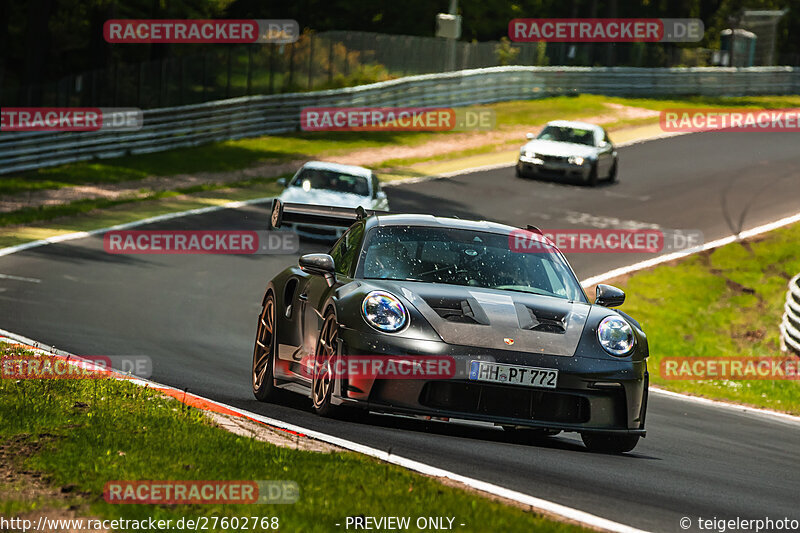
<box><xmin>301</xmin><ymin>160</ymin><xmax>373</xmax><ymax>178</ymax></box>
<box><xmin>368</xmin><ymin>213</ymin><xmax>532</xmax><ymax>238</ymax></box>
<box><xmin>544</xmin><ymin>120</ymin><xmax>603</xmax><ymax>132</ymax></box>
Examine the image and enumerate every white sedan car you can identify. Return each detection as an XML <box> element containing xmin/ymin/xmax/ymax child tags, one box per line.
<box><xmin>516</xmin><ymin>121</ymin><xmax>618</xmax><ymax>186</ymax></box>
<box><xmin>276</xmin><ymin>161</ymin><xmax>389</xmax><ymax>239</ymax></box>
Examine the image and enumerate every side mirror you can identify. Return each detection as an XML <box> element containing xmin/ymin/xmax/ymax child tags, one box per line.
<box><xmin>299</xmin><ymin>253</ymin><xmax>335</xmax><ymax>287</ymax></box>
<box><xmin>595</xmin><ymin>284</ymin><xmax>625</xmax><ymax>307</ymax></box>
<box><xmin>525</xmin><ymin>133</ymin><xmax>535</xmax><ymax>140</ymax></box>
<box><xmin>277</xmin><ymin>177</ymin><xmax>287</xmax><ymax>187</ymax></box>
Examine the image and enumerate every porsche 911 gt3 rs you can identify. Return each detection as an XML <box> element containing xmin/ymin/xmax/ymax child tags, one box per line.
<box><xmin>253</xmin><ymin>201</ymin><xmax>648</xmax><ymax>453</ymax></box>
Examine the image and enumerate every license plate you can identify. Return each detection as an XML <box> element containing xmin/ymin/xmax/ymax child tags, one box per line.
<box><xmin>469</xmin><ymin>361</ymin><xmax>558</xmax><ymax>389</ymax></box>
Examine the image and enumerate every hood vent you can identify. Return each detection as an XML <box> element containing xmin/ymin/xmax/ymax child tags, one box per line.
<box><xmin>425</xmin><ymin>296</ymin><xmax>490</xmax><ymax>325</ymax></box>
<box><xmin>515</xmin><ymin>303</ymin><xmax>566</xmax><ymax>334</ymax></box>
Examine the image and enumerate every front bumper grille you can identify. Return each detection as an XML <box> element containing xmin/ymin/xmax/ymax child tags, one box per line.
<box><xmin>419</xmin><ymin>381</ymin><xmax>590</xmax><ymax>424</ymax></box>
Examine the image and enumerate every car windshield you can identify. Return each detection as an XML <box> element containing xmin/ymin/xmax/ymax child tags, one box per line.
<box><xmin>537</xmin><ymin>126</ymin><xmax>597</xmax><ymax>146</ymax></box>
<box><xmin>358</xmin><ymin>225</ymin><xmax>586</xmax><ymax>301</ymax></box>
<box><xmin>290</xmin><ymin>168</ymin><xmax>370</xmax><ymax>196</ymax></box>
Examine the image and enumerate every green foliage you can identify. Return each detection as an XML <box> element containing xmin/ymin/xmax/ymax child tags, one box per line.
<box><xmin>495</xmin><ymin>37</ymin><xmax>521</xmax><ymax>66</ymax></box>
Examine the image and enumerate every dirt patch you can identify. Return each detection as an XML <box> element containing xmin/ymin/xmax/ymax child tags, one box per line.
<box><xmin>0</xmin><ymin>434</ymin><xmax>108</xmax><ymax>532</ymax></box>
<box><xmin>327</xmin><ymin>102</ymin><xmax>659</xmax><ymax>168</ymax></box>
<box><xmin>2</xmin><ymin>103</ymin><xmax>660</xmax><ymax>216</ymax></box>
<box><xmin>207</xmin><ymin>412</ymin><xmax>341</xmax><ymax>453</ymax></box>
<box><xmin>0</xmin><ymin>161</ymin><xmax>302</xmax><ymax>214</ymax></box>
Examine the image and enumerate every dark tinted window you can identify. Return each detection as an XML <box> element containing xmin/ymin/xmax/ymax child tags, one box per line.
<box><xmin>329</xmin><ymin>222</ymin><xmax>365</xmax><ymax>276</ymax></box>
<box><xmin>290</xmin><ymin>168</ymin><xmax>370</xmax><ymax>196</ymax></box>
<box><xmin>357</xmin><ymin>225</ymin><xmax>585</xmax><ymax>301</ymax></box>
<box><xmin>537</xmin><ymin>126</ymin><xmax>596</xmax><ymax>147</ymax></box>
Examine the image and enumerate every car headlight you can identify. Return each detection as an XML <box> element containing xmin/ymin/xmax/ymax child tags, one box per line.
<box><xmin>362</xmin><ymin>291</ymin><xmax>408</xmax><ymax>332</ymax></box>
<box><xmin>568</xmin><ymin>156</ymin><xmax>585</xmax><ymax>165</ymax></box>
<box><xmin>597</xmin><ymin>316</ymin><xmax>634</xmax><ymax>356</ymax></box>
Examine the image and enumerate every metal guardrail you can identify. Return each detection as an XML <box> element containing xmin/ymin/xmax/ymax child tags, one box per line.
<box><xmin>781</xmin><ymin>274</ymin><xmax>800</xmax><ymax>356</ymax></box>
<box><xmin>1</xmin><ymin>65</ymin><xmax>799</xmax><ymax>175</ymax></box>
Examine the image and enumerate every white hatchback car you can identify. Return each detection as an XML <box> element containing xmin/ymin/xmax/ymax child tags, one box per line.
<box><xmin>516</xmin><ymin>121</ymin><xmax>618</xmax><ymax>186</ymax></box>
<box><xmin>276</xmin><ymin>161</ymin><xmax>389</xmax><ymax>240</ymax></box>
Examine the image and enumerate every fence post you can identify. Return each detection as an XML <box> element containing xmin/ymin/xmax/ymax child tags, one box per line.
<box><xmin>202</xmin><ymin>54</ymin><xmax>208</xmax><ymax>101</ymax></box>
<box><xmin>328</xmin><ymin>38</ymin><xmax>334</xmax><ymax>85</ymax></box>
<box><xmin>308</xmin><ymin>34</ymin><xmax>315</xmax><ymax>90</ymax></box>
<box><xmin>247</xmin><ymin>46</ymin><xmax>253</xmax><ymax>95</ymax></box>
<box><xmin>269</xmin><ymin>45</ymin><xmax>275</xmax><ymax>94</ymax></box>
<box><xmin>179</xmin><ymin>57</ymin><xmax>185</xmax><ymax>105</ymax></box>
<box><xmin>160</xmin><ymin>58</ymin><xmax>166</xmax><ymax>107</ymax></box>
<box><xmin>288</xmin><ymin>42</ymin><xmax>296</xmax><ymax>90</ymax></box>
<box><xmin>113</xmin><ymin>62</ymin><xmax>119</xmax><ymax>106</ymax></box>
<box><xmin>137</xmin><ymin>63</ymin><xmax>144</xmax><ymax>108</ymax></box>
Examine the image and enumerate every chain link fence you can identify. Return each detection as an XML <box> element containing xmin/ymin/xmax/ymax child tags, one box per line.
<box><xmin>0</xmin><ymin>30</ymin><xmax>752</xmax><ymax>109</ymax></box>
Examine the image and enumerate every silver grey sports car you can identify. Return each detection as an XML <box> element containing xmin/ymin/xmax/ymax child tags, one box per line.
<box><xmin>516</xmin><ymin>120</ymin><xmax>618</xmax><ymax>186</ymax></box>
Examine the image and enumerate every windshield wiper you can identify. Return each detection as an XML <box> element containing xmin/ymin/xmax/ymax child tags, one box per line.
<box><xmin>492</xmin><ymin>286</ymin><xmax>558</xmax><ymax>298</ymax></box>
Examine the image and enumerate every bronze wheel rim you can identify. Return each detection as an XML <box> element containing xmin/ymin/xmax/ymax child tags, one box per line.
<box><xmin>312</xmin><ymin>315</ymin><xmax>337</xmax><ymax>408</ymax></box>
<box><xmin>253</xmin><ymin>297</ymin><xmax>274</xmax><ymax>390</ymax></box>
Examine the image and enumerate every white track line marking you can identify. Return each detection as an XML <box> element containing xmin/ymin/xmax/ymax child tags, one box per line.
<box><xmin>580</xmin><ymin>211</ymin><xmax>800</xmax><ymax>288</ymax></box>
<box><xmin>650</xmin><ymin>386</ymin><xmax>800</xmax><ymax>427</ymax></box>
<box><xmin>0</xmin><ymin>327</ymin><xmax>645</xmax><ymax>533</ymax></box>
<box><xmin>0</xmin><ymin>197</ymin><xmax>275</xmax><ymax>258</ymax></box>
<box><xmin>0</xmin><ymin>273</ymin><xmax>41</xmax><ymax>283</ymax></box>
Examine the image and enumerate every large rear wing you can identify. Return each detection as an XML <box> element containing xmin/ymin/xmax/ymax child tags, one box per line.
<box><xmin>268</xmin><ymin>199</ymin><xmax>385</xmax><ymax>230</ymax></box>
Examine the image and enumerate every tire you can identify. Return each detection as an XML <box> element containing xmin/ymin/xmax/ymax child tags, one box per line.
<box><xmin>311</xmin><ymin>312</ymin><xmax>341</xmax><ymax>417</ymax></box>
<box><xmin>581</xmin><ymin>432</ymin><xmax>640</xmax><ymax>454</ymax></box>
<box><xmin>586</xmin><ymin>162</ymin><xmax>598</xmax><ymax>187</ymax></box>
<box><xmin>515</xmin><ymin>164</ymin><xmax>523</xmax><ymax>178</ymax></box>
<box><xmin>252</xmin><ymin>292</ymin><xmax>279</xmax><ymax>402</ymax></box>
<box><xmin>608</xmin><ymin>159</ymin><xmax>618</xmax><ymax>182</ymax></box>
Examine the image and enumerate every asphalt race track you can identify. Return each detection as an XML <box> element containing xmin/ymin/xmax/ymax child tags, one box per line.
<box><xmin>2</xmin><ymin>131</ymin><xmax>799</xmax><ymax>532</ymax></box>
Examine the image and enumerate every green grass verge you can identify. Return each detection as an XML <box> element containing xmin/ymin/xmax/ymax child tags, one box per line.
<box><xmin>0</xmin><ymin>180</ymin><xmax>285</xmax><ymax>249</ymax></box>
<box><xmin>0</xmin><ymin>176</ymin><xmax>285</xmax><ymax>228</ymax></box>
<box><xmin>0</xmin><ymin>344</ymin><xmax>587</xmax><ymax>533</ymax></box>
<box><xmin>6</xmin><ymin>94</ymin><xmax>800</xmax><ymax>196</ymax></box>
<box><xmin>611</xmin><ymin>221</ymin><xmax>800</xmax><ymax>414</ymax></box>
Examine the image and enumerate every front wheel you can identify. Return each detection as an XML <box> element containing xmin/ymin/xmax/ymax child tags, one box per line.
<box><xmin>586</xmin><ymin>163</ymin><xmax>598</xmax><ymax>187</ymax></box>
<box><xmin>252</xmin><ymin>293</ymin><xmax>279</xmax><ymax>402</ymax></box>
<box><xmin>581</xmin><ymin>432</ymin><xmax>640</xmax><ymax>454</ymax></box>
<box><xmin>311</xmin><ymin>312</ymin><xmax>340</xmax><ymax>417</ymax></box>
<box><xmin>608</xmin><ymin>160</ymin><xmax>618</xmax><ymax>182</ymax></box>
